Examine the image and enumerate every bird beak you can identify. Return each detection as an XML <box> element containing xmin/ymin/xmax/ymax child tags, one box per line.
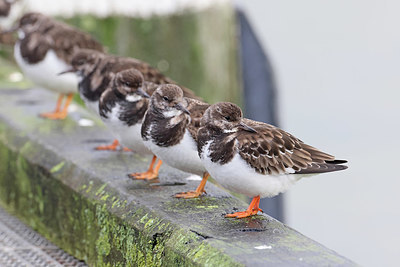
<box><xmin>137</xmin><ymin>87</ymin><xmax>150</xmax><ymax>98</ymax></box>
<box><xmin>238</xmin><ymin>121</ymin><xmax>257</xmax><ymax>133</ymax></box>
<box><xmin>175</xmin><ymin>102</ymin><xmax>190</xmax><ymax>115</ymax></box>
<box><xmin>58</xmin><ymin>68</ymin><xmax>75</xmax><ymax>75</ymax></box>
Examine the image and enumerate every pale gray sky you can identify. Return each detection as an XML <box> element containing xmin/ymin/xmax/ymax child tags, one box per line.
<box><xmin>235</xmin><ymin>1</ymin><xmax>400</xmax><ymax>266</ymax></box>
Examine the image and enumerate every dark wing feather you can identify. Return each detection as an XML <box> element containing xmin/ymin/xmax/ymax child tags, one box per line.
<box><xmin>237</xmin><ymin>119</ymin><xmax>347</xmax><ymax>175</ymax></box>
<box><xmin>19</xmin><ymin>32</ymin><xmax>52</xmax><ymax>63</ymax></box>
<box><xmin>49</xmin><ymin>22</ymin><xmax>104</xmax><ymax>63</ymax></box>
<box><xmin>185</xmin><ymin>98</ymin><xmax>210</xmax><ymax>142</ymax></box>
<box><xmin>113</xmin><ymin>57</ymin><xmax>200</xmax><ymax>100</ymax></box>
<box><xmin>144</xmin><ymin>81</ymin><xmax>160</xmax><ymax>96</ymax></box>
<box><xmin>98</xmin><ymin>88</ymin><xmax>116</xmax><ymax>119</ymax></box>
<box><xmin>98</xmin><ymin>55</ymin><xmax>200</xmax><ymax>100</ymax></box>
<box><xmin>20</xmin><ymin>17</ymin><xmax>103</xmax><ymax>64</ymax></box>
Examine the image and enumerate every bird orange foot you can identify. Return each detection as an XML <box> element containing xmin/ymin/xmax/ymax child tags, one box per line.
<box><xmin>174</xmin><ymin>172</ymin><xmax>209</xmax><ymax>199</ymax></box>
<box><xmin>96</xmin><ymin>139</ymin><xmax>119</xmax><ymax>151</ymax></box>
<box><xmin>225</xmin><ymin>209</ymin><xmax>262</xmax><ymax>219</ymax></box>
<box><xmin>174</xmin><ymin>190</ymin><xmax>205</xmax><ymax>199</ymax></box>
<box><xmin>128</xmin><ymin>170</ymin><xmax>159</xmax><ymax>180</ymax></box>
<box><xmin>225</xmin><ymin>196</ymin><xmax>263</xmax><ymax>219</ymax></box>
<box><xmin>128</xmin><ymin>156</ymin><xmax>162</xmax><ymax>180</ymax></box>
<box><xmin>39</xmin><ymin>111</ymin><xmax>68</xmax><ymax>120</ymax></box>
<box><xmin>95</xmin><ymin>140</ymin><xmax>131</xmax><ymax>151</ymax></box>
<box><xmin>39</xmin><ymin>93</ymin><xmax>73</xmax><ymax>120</ymax></box>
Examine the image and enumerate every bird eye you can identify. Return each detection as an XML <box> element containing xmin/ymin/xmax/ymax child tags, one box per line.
<box><xmin>124</xmin><ymin>82</ymin><xmax>130</xmax><ymax>87</ymax></box>
<box><xmin>163</xmin><ymin>96</ymin><xmax>169</xmax><ymax>101</ymax></box>
<box><xmin>224</xmin><ymin>116</ymin><xmax>231</xmax><ymax>121</ymax></box>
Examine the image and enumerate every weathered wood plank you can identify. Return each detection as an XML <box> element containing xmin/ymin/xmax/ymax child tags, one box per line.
<box><xmin>0</xmin><ymin>87</ymin><xmax>357</xmax><ymax>266</ymax></box>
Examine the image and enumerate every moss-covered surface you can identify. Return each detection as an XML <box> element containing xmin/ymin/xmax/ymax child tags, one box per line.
<box><xmin>0</xmin><ymin>87</ymin><xmax>357</xmax><ymax>266</ymax></box>
<box><xmin>0</xmin><ymin>114</ymin><xmax>239</xmax><ymax>266</ymax></box>
<box><xmin>0</xmin><ymin>147</ymin><xmax>241</xmax><ymax>266</ymax></box>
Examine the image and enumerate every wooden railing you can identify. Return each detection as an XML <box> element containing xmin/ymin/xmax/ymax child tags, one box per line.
<box><xmin>0</xmin><ymin>87</ymin><xmax>356</xmax><ymax>266</ymax></box>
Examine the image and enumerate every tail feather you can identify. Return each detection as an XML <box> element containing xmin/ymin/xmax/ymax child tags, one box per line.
<box><xmin>296</xmin><ymin>159</ymin><xmax>348</xmax><ymax>174</ymax></box>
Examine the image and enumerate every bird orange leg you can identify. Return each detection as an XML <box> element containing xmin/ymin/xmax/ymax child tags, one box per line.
<box><xmin>174</xmin><ymin>172</ymin><xmax>209</xmax><ymax>199</ymax></box>
<box><xmin>40</xmin><ymin>93</ymin><xmax>73</xmax><ymax>120</ymax></box>
<box><xmin>95</xmin><ymin>139</ymin><xmax>132</xmax><ymax>151</ymax></box>
<box><xmin>96</xmin><ymin>139</ymin><xmax>119</xmax><ymax>151</ymax></box>
<box><xmin>225</xmin><ymin>196</ymin><xmax>263</xmax><ymax>218</ymax></box>
<box><xmin>128</xmin><ymin>155</ymin><xmax>162</xmax><ymax>180</ymax></box>
<box><xmin>40</xmin><ymin>93</ymin><xmax>64</xmax><ymax>118</ymax></box>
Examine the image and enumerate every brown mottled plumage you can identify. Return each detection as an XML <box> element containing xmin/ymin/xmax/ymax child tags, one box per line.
<box><xmin>12</xmin><ymin>12</ymin><xmax>104</xmax><ymax>120</ymax></box>
<box><xmin>99</xmin><ymin>69</ymin><xmax>154</xmax><ymax>127</ymax></box>
<box><xmin>238</xmin><ymin>119</ymin><xmax>347</xmax><ymax>175</ymax></box>
<box><xmin>98</xmin><ymin>69</ymin><xmax>163</xmax><ymax>180</ymax></box>
<box><xmin>17</xmin><ymin>13</ymin><xmax>103</xmax><ymax>64</ymax></box>
<box><xmin>69</xmin><ymin>49</ymin><xmax>199</xmax><ymax>108</ymax></box>
<box><xmin>198</xmin><ymin>102</ymin><xmax>347</xmax><ymax>218</ymax></box>
<box><xmin>142</xmin><ymin>84</ymin><xmax>208</xmax><ymax>147</ymax></box>
<box><xmin>141</xmin><ymin>84</ymin><xmax>210</xmax><ymax>198</ymax></box>
<box><xmin>199</xmin><ymin>102</ymin><xmax>347</xmax><ymax>176</ymax></box>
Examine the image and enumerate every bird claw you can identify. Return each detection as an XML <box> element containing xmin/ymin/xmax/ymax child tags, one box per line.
<box><xmin>39</xmin><ymin>111</ymin><xmax>68</xmax><ymax>120</ymax></box>
<box><xmin>128</xmin><ymin>171</ymin><xmax>158</xmax><ymax>180</ymax></box>
<box><xmin>174</xmin><ymin>190</ymin><xmax>206</xmax><ymax>199</ymax></box>
<box><xmin>225</xmin><ymin>208</ymin><xmax>262</xmax><ymax>219</ymax></box>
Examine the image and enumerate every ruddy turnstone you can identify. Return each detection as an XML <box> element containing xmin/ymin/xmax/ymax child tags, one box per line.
<box><xmin>60</xmin><ymin>49</ymin><xmax>122</xmax><ymax>150</ymax></box>
<box><xmin>99</xmin><ymin>69</ymin><xmax>200</xmax><ymax>180</ymax></box>
<box><xmin>198</xmin><ymin>102</ymin><xmax>348</xmax><ymax>218</ymax></box>
<box><xmin>99</xmin><ymin>68</ymin><xmax>164</xmax><ymax>179</ymax></box>
<box><xmin>142</xmin><ymin>84</ymin><xmax>210</xmax><ymax>198</ymax></box>
<box><xmin>61</xmin><ymin>49</ymin><xmax>198</xmax><ymax>150</ymax></box>
<box><xmin>10</xmin><ymin>12</ymin><xmax>103</xmax><ymax>119</ymax></box>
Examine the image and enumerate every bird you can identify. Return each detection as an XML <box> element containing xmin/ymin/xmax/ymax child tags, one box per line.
<box><xmin>61</xmin><ymin>49</ymin><xmax>199</xmax><ymax>151</ymax></box>
<box><xmin>141</xmin><ymin>84</ymin><xmax>211</xmax><ymax>198</ymax></box>
<box><xmin>98</xmin><ymin>68</ymin><xmax>155</xmax><ymax>167</ymax></box>
<box><xmin>197</xmin><ymin>102</ymin><xmax>348</xmax><ymax>218</ymax></box>
<box><xmin>98</xmin><ymin>68</ymin><xmax>199</xmax><ymax>180</ymax></box>
<box><xmin>10</xmin><ymin>12</ymin><xmax>103</xmax><ymax>119</ymax></box>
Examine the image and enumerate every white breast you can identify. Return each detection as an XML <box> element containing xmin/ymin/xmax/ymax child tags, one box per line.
<box><xmin>101</xmin><ymin>104</ymin><xmax>151</xmax><ymax>155</ymax></box>
<box><xmin>200</xmin><ymin>141</ymin><xmax>302</xmax><ymax>198</ymax></box>
<box><xmin>14</xmin><ymin>42</ymin><xmax>78</xmax><ymax>94</ymax></box>
<box><xmin>82</xmin><ymin>96</ymin><xmax>99</xmax><ymax>116</ymax></box>
<box><xmin>143</xmin><ymin>129</ymin><xmax>205</xmax><ymax>176</ymax></box>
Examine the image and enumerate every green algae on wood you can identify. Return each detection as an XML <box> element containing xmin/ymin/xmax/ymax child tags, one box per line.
<box><xmin>50</xmin><ymin>161</ymin><xmax>65</xmax><ymax>173</ymax></box>
<box><xmin>0</xmin><ymin>140</ymin><xmax>240</xmax><ymax>266</ymax></box>
<box><xmin>0</xmin><ymin>87</ymin><xmax>358</xmax><ymax>266</ymax></box>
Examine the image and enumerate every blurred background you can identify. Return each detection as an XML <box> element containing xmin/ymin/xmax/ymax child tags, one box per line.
<box><xmin>235</xmin><ymin>1</ymin><xmax>400</xmax><ymax>267</ymax></box>
<box><xmin>1</xmin><ymin>0</ymin><xmax>399</xmax><ymax>266</ymax></box>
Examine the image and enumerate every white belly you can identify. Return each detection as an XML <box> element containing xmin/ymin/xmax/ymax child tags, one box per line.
<box><xmin>83</xmin><ymin>97</ymin><xmax>99</xmax><ymax>116</ymax></box>
<box><xmin>200</xmin><ymin>141</ymin><xmax>300</xmax><ymax>198</ymax></box>
<box><xmin>14</xmin><ymin>42</ymin><xmax>78</xmax><ymax>94</ymax></box>
<box><xmin>143</xmin><ymin>130</ymin><xmax>205</xmax><ymax>176</ymax></box>
<box><xmin>101</xmin><ymin>104</ymin><xmax>151</xmax><ymax>155</ymax></box>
